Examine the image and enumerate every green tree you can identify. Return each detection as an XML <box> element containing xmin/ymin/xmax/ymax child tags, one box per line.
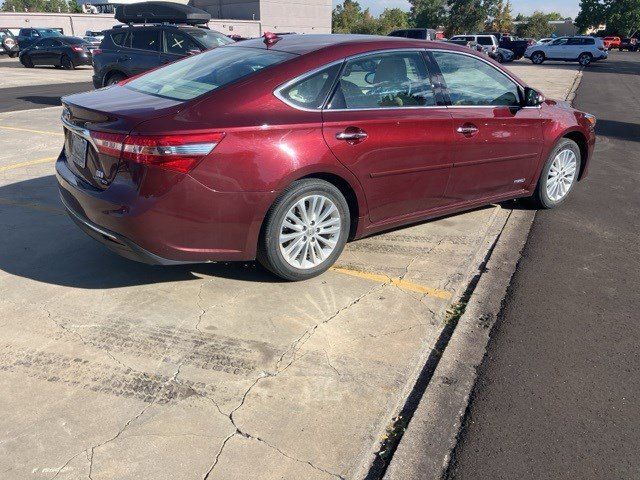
<box><xmin>447</xmin><ymin>0</ymin><xmax>486</xmax><ymax>34</ymax></box>
<box><xmin>353</xmin><ymin>8</ymin><xmax>381</xmax><ymax>34</ymax></box>
<box><xmin>519</xmin><ymin>10</ymin><xmax>556</xmax><ymax>38</ymax></box>
<box><xmin>575</xmin><ymin>0</ymin><xmax>607</xmax><ymax>33</ymax></box>
<box><xmin>377</xmin><ymin>8</ymin><xmax>410</xmax><ymax>34</ymax></box>
<box><xmin>332</xmin><ymin>0</ymin><xmax>365</xmax><ymax>34</ymax></box>
<box><xmin>1</xmin><ymin>0</ymin><xmax>78</xmax><ymax>12</ymax></box>
<box><xmin>607</xmin><ymin>0</ymin><xmax>640</xmax><ymax>36</ymax></box>
<box><xmin>487</xmin><ymin>0</ymin><xmax>514</xmax><ymax>31</ymax></box>
<box><xmin>409</xmin><ymin>0</ymin><xmax>447</xmax><ymax>28</ymax></box>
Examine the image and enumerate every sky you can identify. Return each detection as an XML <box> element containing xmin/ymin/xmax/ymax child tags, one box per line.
<box><xmin>333</xmin><ymin>0</ymin><xmax>581</xmax><ymax>19</ymax></box>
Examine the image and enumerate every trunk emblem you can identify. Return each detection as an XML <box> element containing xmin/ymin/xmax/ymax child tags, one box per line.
<box><xmin>95</xmin><ymin>170</ymin><xmax>105</xmax><ymax>179</ymax></box>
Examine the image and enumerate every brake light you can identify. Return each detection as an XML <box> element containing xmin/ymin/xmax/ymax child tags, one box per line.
<box><xmin>121</xmin><ymin>132</ymin><xmax>225</xmax><ymax>173</ymax></box>
<box><xmin>91</xmin><ymin>131</ymin><xmax>126</xmax><ymax>157</ymax></box>
<box><xmin>92</xmin><ymin>48</ymin><xmax>102</xmax><ymax>55</ymax></box>
<box><xmin>71</xmin><ymin>46</ymin><xmax>84</xmax><ymax>52</ymax></box>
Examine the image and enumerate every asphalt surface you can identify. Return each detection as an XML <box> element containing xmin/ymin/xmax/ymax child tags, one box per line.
<box><xmin>447</xmin><ymin>52</ymin><xmax>640</xmax><ymax>478</ymax></box>
<box><xmin>0</xmin><ymin>81</ymin><xmax>92</xmax><ymax>112</ymax></box>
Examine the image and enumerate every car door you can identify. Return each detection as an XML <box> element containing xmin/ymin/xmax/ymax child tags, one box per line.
<box><xmin>431</xmin><ymin>50</ymin><xmax>544</xmax><ymax>202</ymax></box>
<box><xmin>322</xmin><ymin>50</ymin><xmax>454</xmax><ymax>224</ymax></box>
<box><xmin>30</xmin><ymin>39</ymin><xmax>51</xmax><ymax>65</ymax></box>
<box><xmin>546</xmin><ymin>37</ymin><xmax>570</xmax><ymax>59</ymax></box>
<box><xmin>48</xmin><ymin>38</ymin><xmax>65</xmax><ymax>65</ymax></box>
<box><xmin>160</xmin><ymin>30</ymin><xmax>199</xmax><ymax>66</ymax></box>
<box><xmin>127</xmin><ymin>28</ymin><xmax>161</xmax><ymax>75</ymax></box>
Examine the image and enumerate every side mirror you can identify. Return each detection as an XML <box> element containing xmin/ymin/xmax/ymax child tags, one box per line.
<box><xmin>524</xmin><ymin>87</ymin><xmax>545</xmax><ymax>107</ymax></box>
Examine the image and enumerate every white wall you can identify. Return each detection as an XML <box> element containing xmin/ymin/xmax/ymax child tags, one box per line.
<box><xmin>260</xmin><ymin>0</ymin><xmax>331</xmax><ymax>34</ymax></box>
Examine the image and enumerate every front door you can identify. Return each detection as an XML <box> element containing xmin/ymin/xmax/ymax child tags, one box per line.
<box><xmin>322</xmin><ymin>50</ymin><xmax>454</xmax><ymax>224</ymax></box>
<box><xmin>546</xmin><ymin>37</ymin><xmax>571</xmax><ymax>59</ymax></box>
<box><xmin>431</xmin><ymin>50</ymin><xmax>544</xmax><ymax>202</ymax></box>
<box><xmin>127</xmin><ymin>28</ymin><xmax>161</xmax><ymax>75</ymax></box>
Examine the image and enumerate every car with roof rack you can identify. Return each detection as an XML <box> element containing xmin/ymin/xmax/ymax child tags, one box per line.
<box><xmin>91</xmin><ymin>1</ymin><xmax>233</xmax><ymax>88</ymax></box>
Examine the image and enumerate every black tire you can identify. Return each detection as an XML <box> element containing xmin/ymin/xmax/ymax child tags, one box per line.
<box><xmin>8</xmin><ymin>52</ymin><xmax>17</xmax><ymax>58</ymax></box>
<box><xmin>61</xmin><ymin>55</ymin><xmax>74</xmax><ymax>70</ymax></box>
<box><xmin>104</xmin><ymin>72</ymin><xmax>126</xmax><ymax>86</ymax></box>
<box><xmin>495</xmin><ymin>53</ymin><xmax>504</xmax><ymax>63</ymax></box>
<box><xmin>257</xmin><ymin>179</ymin><xmax>350</xmax><ymax>281</ymax></box>
<box><xmin>531</xmin><ymin>51</ymin><xmax>545</xmax><ymax>64</ymax></box>
<box><xmin>530</xmin><ymin>138</ymin><xmax>582</xmax><ymax>209</ymax></box>
<box><xmin>578</xmin><ymin>52</ymin><xmax>592</xmax><ymax>66</ymax></box>
<box><xmin>21</xmin><ymin>55</ymin><xmax>33</xmax><ymax>68</ymax></box>
<box><xmin>54</xmin><ymin>65</ymin><xmax>62</xmax><ymax>69</ymax></box>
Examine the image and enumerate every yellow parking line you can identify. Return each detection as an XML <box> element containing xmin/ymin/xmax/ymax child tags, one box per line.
<box><xmin>0</xmin><ymin>156</ymin><xmax>56</xmax><ymax>172</ymax></box>
<box><xmin>0</xmin><ymin>126</ymin><xmax>63</xmax><ymax>136</ymax></box>
<box><xmin>0</xmin><ymin>197</ymin><xmax>65</xmax><ymax>215</ymax></box>
<box><xmin>331</xmin><ymin>266</ymin><xmax>452</xmax><ymax>300</ymax></box>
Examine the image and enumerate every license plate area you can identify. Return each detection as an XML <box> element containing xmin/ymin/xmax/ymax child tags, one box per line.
<box><xmin>66</xmin><ymin>132</ymin><xmax>88</xmax><ymax>169</ymax></box>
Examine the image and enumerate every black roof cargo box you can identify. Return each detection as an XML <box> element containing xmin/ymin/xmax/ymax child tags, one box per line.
<box><xmin>115</xmin><ymin>1</ymin><xmax>211</xmax><ymax>26</ymax></box>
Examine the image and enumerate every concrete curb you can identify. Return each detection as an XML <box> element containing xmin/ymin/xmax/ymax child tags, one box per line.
<box><xmin>383</xmin><ymin>209</ymin><xmax>535</xmax><ymax>480</ymax></box>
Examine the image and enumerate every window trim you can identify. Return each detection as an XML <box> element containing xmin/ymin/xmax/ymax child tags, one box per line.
<box><xmin>274</xmin><ymin>48</ymin><xmax>446</xmax><ymax>112</ymax></box>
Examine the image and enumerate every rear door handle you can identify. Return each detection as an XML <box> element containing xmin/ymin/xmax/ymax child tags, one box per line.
<box><xmin>457</xmin><ymin>124</ymin><xmax>479</xmax><ymax>136</ymax></box>
<box><xmin>336</xmin><ymin>129</ymin><xmax>368</xmax><ymax>142</ymax></box>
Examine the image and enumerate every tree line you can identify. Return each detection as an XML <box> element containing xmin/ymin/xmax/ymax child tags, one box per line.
<box><xmin>1</xmin><ymin>0</ymin><xmax>82</xmax><ymax>13</ymax></box>
<box><xmin>333</xmin><ymin>0</ymin><xmax>568</xmax><ymax>37</ymax></box>
<box><xmin>576</xmin><ymin>0</ymin><xmax>640</xmax><ymax>37</ymax></box>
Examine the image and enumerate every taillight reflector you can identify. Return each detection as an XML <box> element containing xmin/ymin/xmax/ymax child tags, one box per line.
<box><xmin>91</xmin><ymin>131</ymin><xmax>126</xmax><ymax>157</ymax></box>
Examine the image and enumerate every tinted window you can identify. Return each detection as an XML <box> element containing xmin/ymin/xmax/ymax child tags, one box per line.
<box><xmin>584</xmin><ymin>38</ymin><xmax>595</xmax><ymax>45</ymax></box>
<box><xmin>187</xmin><ymin>29</ymin><xmax>234</xmax><ymax>49</ymax></box>
<box><xmin>433</xmin><ymin>51</ymin><xmax>520</xmax><ymax>107</ymax></box>
<box><xmin>126</xmin><ymin>46</ymin><xmax>295</xmax><ymax>101</ymax></box>
<box><xmin>328</xmin><ymin>51</ymin><xmax>436</xmax><ymax>110</ymax></box>
<box><xmin>111</xmin><ymin>32</ymin><xmax>127</xmax><ymax>47</ymax></box>
<box><xmin>550</xmin><ymin>38</ymin><xmax>568</xmax><ymax>46</ymax></box>
<box><xmin>279</xmin><ymin>63</ymin><xmax>341</xmax><ymax>109</ymax></box>
<box><xmin>164</xmin><ymin>31</ymin><xmax>199</xmax><ymax>55</ymax></box>
<box><xmin>130</xmin><ymin>30</ymin><xmax>160</xmax><ymax>51</ymax></box>
<box><xmin>388</xmin><ymin>30</ymin><xmax>408</xmax><ymax>38</ymax></box>
<box><xmin>452</xmin><ymin>36</ymin><xmax>475</xmax><ymax>42</ymax></box>
<box><xmin>477</xmin><ymin>37</ymin><xmax>494</xmax><ymax>45</ymax></box>
<box><xmin>406</xmin><ymin>30</ymin><xmax>426</xmax><ymax>39</ymax></box>
<box><xmin>38</xmin><ymin>29</ymin><xmax>62</xmax><ymax>38</ymax></box>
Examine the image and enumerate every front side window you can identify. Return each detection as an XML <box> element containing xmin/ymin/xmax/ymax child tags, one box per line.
<box><xmin>130</xmin><ymin>30</ymin><xmax>160</xmax><ymax>51</ymax></box>
<box><xmin>551</xmin><ymin>38</ymin><xmax>569</xmax><ymax>46</ymax></box>
<box><xmin>187</xmin><ymin>29</ymin><xmax>234</xmax><ymax>49</ymax></box>
<box><xmin>432</xmin><ymin>51</ymin><xmax>520</xmax><ymax>107</ymax></box>
<box><xmin>279</xmin><ymin>63</ymin><xmax>341</xmax><ymax>110</ymax></box>
<box><xmin>477</xmin><ymin>37</ymin><xmax>494</xmax><ymax>46</ymax></box>
<box><xmin>126</xmin><ymin>46</ymin><xmax>295</xmax><ymax>101</ymax></box>
<box><xmin>328</xmin><ymin>51</ymin><xmax>436</xmax><ymax>110</ymax></box>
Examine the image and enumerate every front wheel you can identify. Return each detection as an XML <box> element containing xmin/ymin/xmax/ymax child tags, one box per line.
<box><xmin>578</xmin><ymin>53</ymin><xmax>592</xmax><ymax>66</ymax></box>
<box><xmin>21</xmin><ymin>55</ymin><xmax>33</xmax><ymax>68</ymax></box>
<box><xmin>530</xmin><ymin>139</ymin><xmax>581</xmax><ymax>209</ymax></box>
<box><xmin>531</xmin><ymin>52</ymin><xmax>545</xmax><ymax>64</ymax></box>
<box><xmin>495</xmin><ymin>53</ymin><xmax>504</xmax><ymax>63</ymax></box>
<box><xmin>61</xmin><ymin>55</ymin><xmax>74</xmax><ymax>70</ymax></box>
<box><xmin>257</xmin><ymin>179</ymin><xmax>350</xmax><ymax>281</ymax></box>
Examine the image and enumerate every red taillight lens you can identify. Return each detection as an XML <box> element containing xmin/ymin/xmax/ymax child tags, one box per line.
<box><xmin>92</xmin><ymin>48</ymin><xmax>102</xmax><ymax>55</ymax></box>
<box><xmin>91</xmin><ymin>131</ymin><xmax>126</xmax><ymax>157</ymax></box>
<box><xmin>71</xmin><ymin>46</ymin><xmax>84</xmax><ymax>52</ymax></box>
<box><xmin>121</xmin><ymin>132</ymin><xmax>225</xmax><ymax>173</ymax></box>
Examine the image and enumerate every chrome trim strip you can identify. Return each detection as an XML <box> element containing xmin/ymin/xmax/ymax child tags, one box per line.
<box><xmin>61</xmin><ymin>115</ymin><xmax>98</xmax><ymax>150</ymax></box>
<box><xmin>59</xmin><ymin>194</ymin><xmax>119</xmax><ymax>242</ymax></box>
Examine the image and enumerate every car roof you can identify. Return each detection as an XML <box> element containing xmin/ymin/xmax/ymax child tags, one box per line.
<box><xmin>230</xmin><ymin>34</ymin><xmax>445</xmax><ymax>55</ymax></box>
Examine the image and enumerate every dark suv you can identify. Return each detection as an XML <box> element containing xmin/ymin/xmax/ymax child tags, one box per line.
<box><xmin>92</xmin><ymin>24</ymin><xmax>233</xmax><ymax>88</ymax></box>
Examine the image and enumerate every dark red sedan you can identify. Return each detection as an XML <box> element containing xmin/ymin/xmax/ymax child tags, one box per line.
<box><xmin>56</xmin><ymin>34</ymin><xmax>596</xmax><ymax>280</ymax></box>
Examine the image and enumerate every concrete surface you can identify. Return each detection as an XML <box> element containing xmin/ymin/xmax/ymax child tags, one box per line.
<box><xmin>0</xmin><ymin>57</ymin><xmax>94</xmax><ymax>88</ymax></box>
<box><xmin>382</xmin><ymin>58</ymin><xmax>585</xmax><ymax>480</ymax></box>
<box><xmin>446</xmin><ymin>51</ymin><xmax>640</xmax><ymax>480</ymax></box>
<box><xmin>0</xmin><ymin>59</ymin><xmax>583</xmax><ymax>480</ymax></box>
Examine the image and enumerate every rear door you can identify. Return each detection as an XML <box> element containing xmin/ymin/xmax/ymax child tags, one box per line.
<box><xmin>431</xmin><ymin>50</ymin><xmax>544</xmax><ymax>202</ymax></box>
<box><xmin>322</xmin><ymin>50</ymin><xmax>454</xmax><ymax>224</ymax></box>
<box><xmin>127</xmin><ymin>28</ymin><xmax>161</xmax><ymax>75</ymax></box>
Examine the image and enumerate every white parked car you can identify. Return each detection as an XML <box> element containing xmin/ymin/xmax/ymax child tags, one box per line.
<box><xmin>538</xmin><ymin>38</ymin><xmax>554</xmax><ymax>45</ymax></box>
<box><xmin>525</xmin><ymin>36</ymin><xmax>608</xmax><ymax>66</ymax></box>
<box><xmin>450</xmin><ymin>34</ymin><xmax>499</xmax><ymax>54</ymax></box>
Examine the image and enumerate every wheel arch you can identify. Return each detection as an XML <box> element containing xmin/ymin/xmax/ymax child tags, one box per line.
<box><xmin>563</xmin><ymin>130</ymin><xmax>589</xmax><ymax>181</ymax></box>
<box><xmin>103</xmin><ymin>68</ymin><xmax>128</xmax><ymax>86</ymax></box>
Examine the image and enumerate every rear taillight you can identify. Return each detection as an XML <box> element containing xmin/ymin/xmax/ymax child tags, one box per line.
<box><xmin>92</xmin><ymin>48</ymin><xmax>102</xmax><ymax>55</ymax></box>
<box><xmin>71</xmin><ymin>46</ymin><xmax>84</xmax><ymax>52</ymax></box>
<box><xmin>90</xmin><ymin>131</ymin><xmax>224</xmax><ymax>173</ymax></box>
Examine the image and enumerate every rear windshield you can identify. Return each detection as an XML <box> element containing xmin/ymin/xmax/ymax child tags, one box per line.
<box><xmin>186</xmin><ymin>29</ymin><xmax>234</xmax><ymax>49</ymax></box>
<box><xmin>126</xmin><ymin>46</ymin><xmax>295</xmax><ymax>101</ymax></box>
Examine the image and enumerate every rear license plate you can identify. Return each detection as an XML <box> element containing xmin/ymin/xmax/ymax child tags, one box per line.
<box><xmin>67</xmin><ymin>133</ymin><xmax>88</xmax><ymax>169</ymax></box>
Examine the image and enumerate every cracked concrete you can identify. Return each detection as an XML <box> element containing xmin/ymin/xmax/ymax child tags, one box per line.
<box><xmin>0</xmin><ymin>60</ymin><xmax>575</xmax><ymax>480</ymax></box>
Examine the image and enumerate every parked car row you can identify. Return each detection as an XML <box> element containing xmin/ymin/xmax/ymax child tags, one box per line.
<box><xmin>525</xmin><ymin>36</ymin><xmax>608</xmax><ymax>66</ymax></box>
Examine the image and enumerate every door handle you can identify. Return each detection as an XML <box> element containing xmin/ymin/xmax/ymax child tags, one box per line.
<box><xmin>457</xmin><ymin>124</ymin><xmax>479</xmax><ymax>136</ymax></box>
<box><xmin>336</xmin><ymin>130</ymin><xmax>368</xmax><ymax>142</ymax></box>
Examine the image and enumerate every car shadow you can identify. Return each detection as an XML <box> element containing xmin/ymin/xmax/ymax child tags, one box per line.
<box><xmin>596</xmin><ymin>119</ymin><xmax>640</xmax><ymax>143</ymax></box>
<box><xmin>15</xmin><ymin>95</ymin><xmax>62</xmax><ymax>107</ymax></box>
<box><xmin>0</xmin><ymin>175</ymin><xmax>282</xmax><ymax>289</ymax></box>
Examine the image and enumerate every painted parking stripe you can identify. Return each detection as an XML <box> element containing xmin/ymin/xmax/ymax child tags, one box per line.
<box><xmin>331</xmin><ymin>266</ymin><xmax>453</xmax><ymax>300</ymax></box>
<box><xmin>0</xmin><ymin>156</ymin><xmax>56</xmax><ymax>172</ymax></box>
<box><xmin>0</xmin><ymin>126</ymin><xmax>63</xmax><ymax>136</ymax></box>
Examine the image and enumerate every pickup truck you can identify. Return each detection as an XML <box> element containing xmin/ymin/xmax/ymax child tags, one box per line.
<box><xmin>618</xmin><ymin>37</ymin><xmax>638</xmax><ymax>52</ymax></box>
<box><xmin>603</xmin><ymin>36</ymin><xmax>621</xmax><ymax>50</ymax></box>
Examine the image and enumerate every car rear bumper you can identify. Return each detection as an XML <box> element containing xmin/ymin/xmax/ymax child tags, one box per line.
<box><xmin>56</xmin><ymin>150</ymin><xmax>277</xmax><ymax>264</ymax></box>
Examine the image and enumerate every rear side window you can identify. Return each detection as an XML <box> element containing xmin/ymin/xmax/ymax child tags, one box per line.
<box><xmin>130</xmin><ymin>30</ymin><xmax>160</xmax><ymax>51</ymax></box>
<box><xmin>126</xmin><ymin>46</ymin><xmax>295</xmax><ymax>101</ymax></box>
<box><xmin>388</xmin><ymin>30</ymin><xmax>408</xmax><ymax>38</ymax></box>
<box><xmin>111</xmin><ymin>32</ymin><xmax>127</xmax><ymax>47</ymax></box>
<box><xmin>433</xmin><ymin>51</ymin><xmax>520</xmax><ymax>107</ymax></box>
<box><xmin>278</xmin><ymin>63</ymin><xmax>341</xmax><ymax>110</ymax></box>
<box><xmin>406</xmin><ymin>30</ymin><xmax>426</xmax><ymax>39</ymax></box>
<box><xmin>328</xmin><ymin>51</ymin><xmax>436</xmax><ymax>110</ymax></box>
<box><xmin>164</xmin><ymin>31</ymin><xmax>199</xmax><ymax>55</ymax></box>
<box><xmin>477</xmin><ymin>36</ymin><xmax>494</xmax><ymax>45</ymax></box>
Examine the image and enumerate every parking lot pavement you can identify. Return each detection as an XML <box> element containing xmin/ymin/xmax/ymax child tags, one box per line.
<box><xmin>0</xmin><ymin>56</ymin><xmax>94</xmax><ymax>88</ymax></box>
<box><xmin>507</xmin><ymin>60</ymin><xmax>582</xmax><ymax>101</ymax></box>
<box><xmin>0</xmin><ymin>62</ymin><xmax>583</xmax><ymax>480</ymax></box>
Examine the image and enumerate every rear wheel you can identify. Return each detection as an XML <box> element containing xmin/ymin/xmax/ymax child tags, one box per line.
<box><xmin>530</xmin><ymin>139</ymin><xmax>581</xmax><ymax>209</ymax></box>
<box><xmin>578</xmin><ymin>52</ymin><xmax>592</xmax><ymax>67</ymax></box>
<box><xmin>61</xmin><ymin>55</ymin><xmax>74</xmax><ymax>70</ymax></box>
<box><xmin>257</xmin><ymin>179</ymin><xmax>350</xmax><ymax>281</ymax></box>
<box><xmin>104</xmin><ymin>72</ymin><xmax>126</xmax><ymax>86</ymax></box>
<box><xmin>495</xmin><ymin>52</ymin><xmax>504</xmax><ymax>63</ymax></box>
<box><xmin>531</xmin><ymin>52</ymin><xmax>545</xmax><ymax>64</ymax></box>
<box><xmin>21</xmin><ymin>55</ymin><xmax>33</xmax><ymax>68</ymax></box>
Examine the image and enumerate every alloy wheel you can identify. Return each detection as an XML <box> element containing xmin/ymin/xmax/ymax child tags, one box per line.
<box><xmin>279</xmin><ymin>194</ymin><xmax>342</xmax><ymax>270</ymax></box>
<box><xmin>546</xmin><ymin>149</ymin><xmax>578</xmax><ymax>202</ymax></box>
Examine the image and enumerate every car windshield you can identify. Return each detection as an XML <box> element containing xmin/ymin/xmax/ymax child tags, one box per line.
<box><xmin>187</xmin><ymin>29</ymin><xmax>234</xmax><ymax>49</ymax></box>
<box><xmin>39</xmin><ymin>29</ymin><xmax>63</xmax><ymax>37</ymax></box>
<box><xmin>126</xmin><ymin>46</ymin><xmax>295</xmax><ymax>101</ymax></box>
